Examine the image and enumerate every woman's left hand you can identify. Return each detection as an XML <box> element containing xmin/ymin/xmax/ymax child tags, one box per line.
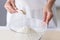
<box><xmin>43</xmin><ymin>7</ymin><xmax>53</xmax><ymax>24</ymax></box>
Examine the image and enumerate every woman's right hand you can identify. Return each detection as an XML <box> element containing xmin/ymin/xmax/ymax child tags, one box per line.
<box><xmin>4</xmin><ymin>0</ymin><xmax>18</xmax><ymax>13</ymax></box>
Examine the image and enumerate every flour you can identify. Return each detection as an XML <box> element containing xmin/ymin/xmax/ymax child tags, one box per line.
<box><xmin>14</xmin><ymin>26</ymin><xmax>42</xmax><ymax>40</ymax></box>
<box><xmin>16</xmin><ymin>26</ymin><xmax>36</xmax><ymax>34</ymax></box>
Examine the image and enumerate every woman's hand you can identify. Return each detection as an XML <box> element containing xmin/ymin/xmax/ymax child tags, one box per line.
<box><xmin>4</xmin><ymin>0</ymin><xmax>18</xmax><ymax>13</ymax></box>
<box><xmin>43</xmin><ymin>6</ymin><xmax>53</xmax><ymax>24</ymax></box>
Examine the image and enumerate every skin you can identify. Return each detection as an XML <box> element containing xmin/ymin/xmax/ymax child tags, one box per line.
<box><xmin>4</xmin><ymin>0</ymin><xmax>18</xmax><ymax>13</ymax></box>
<box><xmin>43</xmin><ymin>0</ymin><xmax>56</xmax><ymax>24</ymax></box>
<box><xmin>4</xmin><ymin>0</ymin><xmax>56</xmax><ymax>24</ymax></box>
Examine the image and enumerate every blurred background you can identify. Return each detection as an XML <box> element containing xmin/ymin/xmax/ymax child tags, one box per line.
<box><xmin>0</xmin><ymin>0</ymin><xmax>6</xmax><ymax>26</ymax></box>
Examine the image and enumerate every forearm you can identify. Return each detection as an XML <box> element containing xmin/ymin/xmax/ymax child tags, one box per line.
<box><xmin>45</xmin><ymin>0</ymin><xmax>56</xmax><ymax>9</ymax></box>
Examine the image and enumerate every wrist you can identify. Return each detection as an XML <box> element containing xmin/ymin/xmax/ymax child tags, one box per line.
<box><xmin>44</xmin><ymin>5</ymin><xmax>52</xmax><ymax>10</ymax></box>
<box><xmin>43</xmin><ymin>6</ymin><xmax>52</xmax><ymax>13</ymax></box>
<box><xmin>45</xmin><ymin>0</ymin><xmax>56</xmax><ymax>9</ymax></box>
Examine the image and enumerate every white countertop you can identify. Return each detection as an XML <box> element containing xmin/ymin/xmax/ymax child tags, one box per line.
<box><xmin>0</xmin><ymin>26</ymin><xmax>60</xmax><ymax>40</ymax></box>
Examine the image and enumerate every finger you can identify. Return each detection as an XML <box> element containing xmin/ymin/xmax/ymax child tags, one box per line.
<box><xmin>46</xmin><ymin>11</ymin><xmax>53</xmax><ymax>24</ymax></box>
<box><xmin>5</xmin><ymin>3</ymin><xmax>17</xmax><ymax>13</ymax></box>
<box><xmin>11</xmin><ymin>1</ymin><xmax>18</xmax><ymax>10</ymax></box>
<box><xmin>43</xmin><ymin>11</ymin><xmax>47</xmax><ymax>22</ymax></box>
<box><xmin>6</xmin><ymin>6</ymin><xmax>16</xmax><ymax>13</ymax></box>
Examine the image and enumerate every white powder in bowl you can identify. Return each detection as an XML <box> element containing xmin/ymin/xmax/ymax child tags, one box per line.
<box><xmin>16</xmin><ymin>26</ymin><xmax>37</xmax><ymax>34</ymax></box>
<box><xmin>14</xmin><ymin>26</ymin><xmax>41</xmax><ymax>40</ymax></box>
